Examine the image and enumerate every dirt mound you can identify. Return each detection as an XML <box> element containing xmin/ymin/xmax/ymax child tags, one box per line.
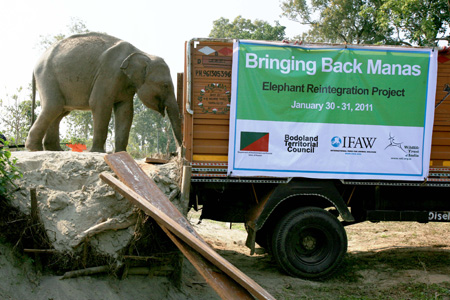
<box><xmin>0</xmin><ymin>151</ymin><xmax>218</xmax><ymax>300</ymax></box>
<box><xmin>8</xmin><ymin>151</ymin><xmax>182</xmax><ymax>259</ymax></box>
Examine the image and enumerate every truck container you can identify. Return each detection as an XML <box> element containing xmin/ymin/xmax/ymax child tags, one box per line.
<box><xmin>180</xmin><ymin>38</ymin><xmax>450</xmax><ymax>279</ymax></box>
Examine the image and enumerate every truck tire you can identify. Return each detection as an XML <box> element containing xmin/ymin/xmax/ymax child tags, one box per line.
<box><xmin>271</xmin><ymin>206</ymin><xmax>347</xmax><ymax>279</ymax></box>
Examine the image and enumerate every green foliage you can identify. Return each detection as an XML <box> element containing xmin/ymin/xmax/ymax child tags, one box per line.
<box><xmin>0</xmin><ymin>137</ymin><xmax>22</xmax><ymax>198</ymax></box>
<box><xmin>36</xmin><ymin>17</ymin><xmax>89</xmax><ymax>51</ymax></box>
<box><xmin>280</xmin><ymin>0</ymin><xmax>450</xmax><ymax>45</ymax></box>
<box><xmin>63</xmin><ymin>111</ymin><xmax>94</xmax><ymax>142</ymax></box>
<box><xmin>127</xmin><ymin>96</ymin><xmax>176</xmax><ymax>158</ymax></box>
<box><xmin>0</xmin><ymin>87</ymin><xmax>35</xmax><ymax>145</ymax></box>
<box><xmin>281</xmin><ymin>0</ymin><xmax>392</xmax><ymax>44</ymax></box>
<box><xmin>378</xmin><ymin>0</ymin><xmax>450</xmax><ymax>46</ymax></box>
<box><xmin>209</xmin><ymin>16</ymin><xmax>286</xmax><ymax>40</ymax></box>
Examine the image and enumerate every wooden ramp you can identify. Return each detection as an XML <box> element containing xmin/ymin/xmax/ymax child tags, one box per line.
<box><xmin>101</xmin><ymin>152</ymin><xmax>275</xmax><ymax>300</ymax></box>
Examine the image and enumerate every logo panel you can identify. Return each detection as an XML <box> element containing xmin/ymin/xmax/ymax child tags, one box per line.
<box><xmin>240</xmin><ymin>132</ymin><xmax>269</xmax><ymax>152</ymax></box>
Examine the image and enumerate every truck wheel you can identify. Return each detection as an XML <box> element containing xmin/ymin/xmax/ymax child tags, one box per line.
<box><xmin>271</xmin><ymin>206</ymin><xmax>347</xmax><ymax>279</ymax></box>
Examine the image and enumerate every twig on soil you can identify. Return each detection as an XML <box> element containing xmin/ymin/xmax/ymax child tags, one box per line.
<box><xmin>24</xmin><ymin>249</ymin><xmax>58</xmax><ymax>254</ymax></box>
<box><xmin>122</xmin><ymin>254</ymin><xmax>176</xmax><ymax>261</ymax></box>
<box><xmin>70</xmin><ymin>213</ymin><xmax>138</xmax><ymax>248</ymax></box>
<box><xmin>60</xmin><ymin>265</ymin><xmax>110</xmax><ymax>280</ymax></box>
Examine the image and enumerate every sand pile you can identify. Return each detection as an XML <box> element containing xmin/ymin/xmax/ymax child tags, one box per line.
<box><xmin>9</xmin><ymin>151</ymin><xmax>181</xmax><ymax>258</ymax></box>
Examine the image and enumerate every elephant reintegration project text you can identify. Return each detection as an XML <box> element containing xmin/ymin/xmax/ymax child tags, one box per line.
<box><xmin>25</xmin><ymin>32</ymin><xmax>182</xmax><ymax>153</ymax></box>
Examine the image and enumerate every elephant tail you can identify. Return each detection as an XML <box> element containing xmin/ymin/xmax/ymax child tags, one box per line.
<box><xmin>31</xmin><ymin>72</ymin><xmax>36</xmax><ymax>126</ymax></box>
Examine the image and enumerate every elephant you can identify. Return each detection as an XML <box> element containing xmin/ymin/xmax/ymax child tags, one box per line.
<box><xmin>25</xmin><ymin>32</ymin><xmax>182</xmax><ymax>153</ymax></box>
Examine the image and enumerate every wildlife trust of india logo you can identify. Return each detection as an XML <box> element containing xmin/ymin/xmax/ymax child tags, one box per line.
<box><xmin>384</xmin><ymin>132</ymin><xmax>420</xmax><ymax>158</ymax></box>
<box><xmin>197</xmin><ymin>83</ymin><xmax>231</xmax><ymax>114</ymax></box>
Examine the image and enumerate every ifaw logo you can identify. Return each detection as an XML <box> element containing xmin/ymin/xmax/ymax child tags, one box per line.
<box><xmin>331</xmin><ymin>136</ymin><xmax>376</xmax><ymax>149</ymax></box>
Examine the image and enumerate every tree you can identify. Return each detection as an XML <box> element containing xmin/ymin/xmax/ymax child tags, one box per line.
<box><xmin>209</xmin><ymin>16</ymin><xmax>286</xmax><ymax>40</ymax></box>
<box><xmin>37</xmin><ymin>17</ymin><xmax>89</xmax><ymax>51</ymax></box>
<box><xmin>280</xmin><ymin>0</ymin><xmax>391</xmax><ymax>44</ymax></box>
<box><xmin>377</xmin><ymin>0</ymin><xmax>450</xmax><ymax>46</ymax></box>
<box><xmin>280</xmin><ymin>0</ymin><xmax>449</xmax><ymax>45</ymax></box>
<box><xmin>127</xmin><ymin>96</ymin><xmax>177</xmax><ymax>158</ymax></box>
<box><xmin>0</xmin><ymin>87</ymin><xmax>34</xmax><ymax>145</ymax></box>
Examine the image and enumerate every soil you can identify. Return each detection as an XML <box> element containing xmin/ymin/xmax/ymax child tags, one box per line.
<box><xmin>1</xmin><ymin>209</ymin><xmax>449</xmax><ymax>300</ymax></box>
<box><xmin>2</xmin><ymin>152</ymin><xmax>450</xmax><ymax>299</ymax></box>
<box><xmin>188</xmin><ymin>211</ymin><xmax>450</xmax><ymax>300</ymax></box>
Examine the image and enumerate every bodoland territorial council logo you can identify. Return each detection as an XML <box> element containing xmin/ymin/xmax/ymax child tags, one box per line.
<box><xmin>240</xmin><ymin>132</ymin><xmax>269</xmax><ymax>152</ymax></box>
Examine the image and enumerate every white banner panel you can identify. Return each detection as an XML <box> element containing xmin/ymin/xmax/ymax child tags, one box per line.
<box><xmin>228</xmin><ymin>41</ymin><xmax>438</xmax><ymax>181</ymax></box>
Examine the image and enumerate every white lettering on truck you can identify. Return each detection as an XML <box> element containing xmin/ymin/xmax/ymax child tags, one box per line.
<box><xmin>428</xmin><ymin>211</ymin><xmax>450</xmax><ymax>221</ymax></box>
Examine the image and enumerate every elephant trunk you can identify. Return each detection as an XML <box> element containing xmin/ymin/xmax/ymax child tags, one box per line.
<box><xmin>166</xmin><ymin>96</ymin><xmax>182</xmax><ymax>148</ymax></box>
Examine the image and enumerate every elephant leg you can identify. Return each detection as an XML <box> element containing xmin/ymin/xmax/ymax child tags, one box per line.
<box><xmin>25</xmin><ymin>98</ymin><xmax>65</xmax><ymax>151</ymax></box>
<box><xmin>90</xmin><ymin>104</ymin><xmax>113</xmax><ymax>153</ymax></box>
<box><xmin>43</xmin><ymin>111</ymin><xmax>70</xmax><ymax>151</ymax></box>
<box><xmin>113</xmin><ymin>100</ymin><xmax>133</xmax><ymax>152</ymax></box>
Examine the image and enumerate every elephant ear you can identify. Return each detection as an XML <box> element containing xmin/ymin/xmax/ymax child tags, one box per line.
<box><xmin>120</xmin><ymin>53</ymin><xmax>151</xmax><ymax>88</ymax></box>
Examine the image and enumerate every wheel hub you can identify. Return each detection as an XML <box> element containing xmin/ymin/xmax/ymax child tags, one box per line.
<box><xmin>301</xmin><ymin>235</ymin><xmax>317</xmax><ymax>251</ymax></box>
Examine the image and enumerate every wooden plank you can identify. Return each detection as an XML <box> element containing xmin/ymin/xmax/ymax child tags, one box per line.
<box><xmin>161</xmin><ymin>228</ymin><xmax>257</xmax><ymax>300</ymax></box>
<box><xmin>194</xmin><ymin>145</ymin><xmax>229</xmax><ymax>155</ymax></box>
<box><xmin>194</xmin><ymin>131</ymin><xmax>230</xmax><ymax>140</ymax></box>
<box><xmin>100</xmin><ymin>172</ymin><xmax>275</xmax><ymax>300</ymax></box>
<box><xmin>193</xmin><ymin>113</ymin><xmax>230</xmax><ymax>120</ymax></box>
<box><xmin>183</xmin><ymin>42</ymin><xmax>194</xmax><ymax>162</ymax></box>
<box><xmin>194</xmin><ymin>124</ymin><xmax>229</xmax><ymax>135</ymax></box>
<box><xmin>432</xmin><ymin>137</ymin><xmax>450</xmax><ymax>146</ymax></box>
<box><xmin>104</xmin><ymin>154</ymin><xmax>253</xmax><ymax>300</ymax></box>
<box><xmin>433</xmin><ymin>124</ymin><xmax>450</xmax><ymax>129</ymax></box>
<box><xmin>144</xmin><ymin>157</ymin><xmax>169</xmax><ymax>164</ymax></box>
<box><xmin>194</xmin><ymin>132</ymin><xmax>229</xmax><ymax>141</ymax></box>
<box><xmin>103</xmin><ymin>152</ymin><xmax>273</xmax><ymax>300</ymax></box>
<box><xmin>431</xmin><ymin>151</ymin><xmax>450</xmax><ymax>160</ymax></box>
<box><xmin>177</xmin><ymin>73</ymin><xmax>184</xmax><ymax>116</ymax></box>
<box><xmin>194</xmin><ymin>115</ymin><xmax>230</xmax><ymax>126</ymax></box>
<box><xmin>105</xmin><ymin>153</ymin><xmax>197</xmax><ymax>233</ymax></box>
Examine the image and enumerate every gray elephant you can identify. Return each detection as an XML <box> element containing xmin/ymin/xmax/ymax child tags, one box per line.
<box><xmin>25</xmin><ymin>32</ymin><xmax>182</xmax><ymax>153</ymax></box>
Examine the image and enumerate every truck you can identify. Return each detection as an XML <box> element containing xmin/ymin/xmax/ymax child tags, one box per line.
<box><xmin>178</xmin><ymin>38</ymin><xmax>450</xmax><ymax>279</ymax></box>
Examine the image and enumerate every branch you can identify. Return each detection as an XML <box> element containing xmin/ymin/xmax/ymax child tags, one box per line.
<box><xmin>70</xmin><ymin>213</ymin><xmax>137</xmax><ymax>248</ymax></box>
<box><xmin>60</xmin><ymin>265</ymin><xmax>110</xmax><ymax>279</ymax></box>
<box><xmin>336</xmin><ymin>31</ymin><xmax>348</xmax><ymax>44</ymax></box>
<box><xmin>399</xmin><ymin>40</ymin><xmax>413</xmax><ymax>46</ymax></box>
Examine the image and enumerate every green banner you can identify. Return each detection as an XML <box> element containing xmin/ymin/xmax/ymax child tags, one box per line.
<box><xmin>236</xmin><ymin>43</ymin><xmax>431</xmax><ymax>127</ymax></box>
<box><xmin>228</xmin><ymin>40</ymin><xmax>437</xmax><ymax>181</ymax></box>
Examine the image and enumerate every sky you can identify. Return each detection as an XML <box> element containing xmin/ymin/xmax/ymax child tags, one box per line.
<box><xmin>0</xmin><ymin>0</ymin><xmax>303</xmax><ymax>103</ymax></box>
